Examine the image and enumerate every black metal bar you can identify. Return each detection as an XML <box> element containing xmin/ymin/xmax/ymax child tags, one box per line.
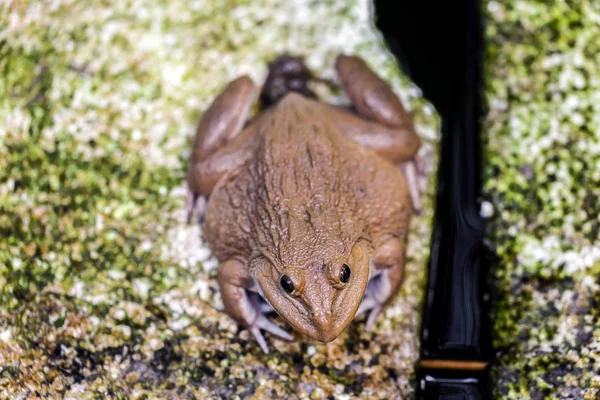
<box><xmin>373</xmin><ymin>0</ymin><xmax>492</xmax><ymax>397</ymax></box>
<box><xmin>420</xmin><ymin>0</ymin><xmax>488</xmax><ymax>361</ymax></box>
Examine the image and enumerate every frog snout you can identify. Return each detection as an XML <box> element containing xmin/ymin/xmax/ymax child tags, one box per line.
<box><xmin>310</xmin><ymin>310</ymin><xmax>342</xmax><ymax>342</ymax></box>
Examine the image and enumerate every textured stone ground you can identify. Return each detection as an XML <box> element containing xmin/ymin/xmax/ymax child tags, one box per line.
<box><xmin>0</xmin><ymin>1</ymin><xmax>439</xmax><ymax>398</ymax></box>
<box><xmin>4</xmin><ymin>0</ymin><xmax>596</xmax><ymax>399</ymax></box>
<box><xmin>483</xmin><ymin>0</ymin><xmax>600</xmax><ymax>398</ymax></box>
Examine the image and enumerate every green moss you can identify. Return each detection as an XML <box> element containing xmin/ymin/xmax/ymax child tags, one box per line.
<box><xmin>484</xmin><ymin>0</ymin><xmax>600</xmax><ymax>397</ymax></box>
<box><xmin>0</xmin><ymin>0</ymin><xmax>439</xmax><ymax>398</ymax></box>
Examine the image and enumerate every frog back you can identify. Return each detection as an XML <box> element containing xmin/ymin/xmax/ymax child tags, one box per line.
<box><xmin>204</xmin><ymin>93</ymin><xmax>411</xmax><ymax>264</ymax></box>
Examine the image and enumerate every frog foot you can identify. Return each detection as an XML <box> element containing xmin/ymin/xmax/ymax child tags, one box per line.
<box><xmin>248</xmin><ymin>313</ymin><xmax>294</xmax><ymax>354</ymax></box>
<box><xmin>355</xmin><ymin>269</ymin><xmax>388</xmax><ymax>331</ymax></box>
<box><xmin>356</xmin><ymin>297</ymin><xmax>383</xmax><ymax>331</ymax></box>
<box><xmin>246</xmin><ymin>293</ymin><xmax>294</xmax><ymax>353</ymax></box>
<box><xmin>401</xmin><ymin>159</ymin><xmax>421</xmax><ymax>215</ymax></box>
<box><xmin>414</xmin><ymin>150</ymin><xmax>427</xmax><ymax>177</ymax></box>
<box><xmin>355</xmin><ymin>242</ymin><xmax>405</xmax><ymax>331</ymax></box>
<box><xmin>185</xmin><ymin>190</ymin><xmax>208</xmax><ymax>225</ymax></box>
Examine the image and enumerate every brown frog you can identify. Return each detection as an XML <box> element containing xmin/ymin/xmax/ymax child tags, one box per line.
<box><xmin>185</xmin><ymin>54</ymin><xmax>421</xmax><ymax>353</ymax></box>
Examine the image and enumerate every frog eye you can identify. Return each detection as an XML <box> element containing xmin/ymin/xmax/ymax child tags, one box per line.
<box><xmin>340</xmin><ymin>264</ymin><xmax>351</xmax><ymax>283</ymax></box>
<box><xmin>280</xmin><ymin>275</ymin><xmax>295</xmax><ymax>293</ymax></box>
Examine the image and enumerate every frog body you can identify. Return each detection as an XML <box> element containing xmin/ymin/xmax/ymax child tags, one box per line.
<box><xmin>186</xmin><ymin>54</ymin><xmax>421</xmax><ymax>353</ymax></box>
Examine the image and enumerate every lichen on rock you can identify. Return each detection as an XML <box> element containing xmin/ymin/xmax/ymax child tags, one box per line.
<box><xmin>0</xmin><ymin>0</ymin><xmax>439</xmax><ymax>398</ymax></box>
<box><xmin>484</xmin><ymin>0</ymin><xmax>600</xmax><ymax>398</ymax></box>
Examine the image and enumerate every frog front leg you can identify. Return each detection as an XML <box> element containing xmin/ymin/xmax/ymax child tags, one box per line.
<box><xmin>218</xmin><ymin>259</ymin><xmax>294</xmax><ymax>353</ymax></box>
<box><xmin>355</xmin><ymin>235</ymin><xmax>406</xmax><ymax>330</ymax></box>
<box><xmin>333</xmin><ymin>54</ymin><xmax>422</xmax><ymax>213</ymax></box>
<box><xmin>186</xmin><ymin>76</ymin><xmax>257</xmax><ymax>223</ymax></box>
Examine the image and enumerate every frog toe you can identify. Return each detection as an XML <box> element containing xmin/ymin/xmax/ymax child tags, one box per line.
<box><xmin>248</xmin><ymin>315</ymin><xmax>293</xmax><ymax>353</ymax></box>
<box><xmin>365</xmin><ymin>306</ymin><xmax>383</xmax><ymax>331</ymax></box>
<box><xmin>256</xmin><ymin>314</ymin><xmax>294</xmax><ymax>341</ymax></box>
<box><xmin>356</xmin><ymin>297</ymin><xmax>383</xmax><ymax>331</ymax></box>
<box><xmin>259</xmin><ymin>302</ymin><xmax>276</xmax><ymax>314</ymax></box>
<box><xmin>249</xmin><ymin>325</ymin><xmax>270</xmax><ymax>354</ymax></box>
<box><xmin>401</xmin><ymin>160</ymin><xmax>421</xmax><ymax>215</ymax></box>
<box><xmin>414</xmin><ymin>151</ymin><xmax>427</xmax><ymax>177</ymax></box>
<box><xmin>356</xmin><ymin>296</ymin><xmax>377</xmax><ymax>316</ymax></box>
<box><xmin>185</xmin><ymin>190</ymin><xmax>208</xmax><ymax>224</ymax></box>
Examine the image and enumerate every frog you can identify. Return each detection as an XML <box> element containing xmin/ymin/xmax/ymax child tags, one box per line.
<box><xmin>185</xmin><ymin>53</ymin><xmax>422</xmax><ymax>353</ymax></box>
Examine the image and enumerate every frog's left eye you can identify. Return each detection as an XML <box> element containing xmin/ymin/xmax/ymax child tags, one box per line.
<box><xmin>340</xmin><ymin>264</ymin><xmax>351</xmax><ymax>283</ymax></box>
<box><xmin>280</xmin><ymin>275</ymin><xmax>295</xmax><ymax>293</ymax></box>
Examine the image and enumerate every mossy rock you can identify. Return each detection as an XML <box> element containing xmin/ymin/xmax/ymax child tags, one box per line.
<box><xmin>0</xmin><ymin>1</ymin><xmax>440</xmax><ymax>398</ymax></box>
<box><xmin>483</xmin><ymin>0</ymin><xmax>600</xmax><ymax>398</ymax></box>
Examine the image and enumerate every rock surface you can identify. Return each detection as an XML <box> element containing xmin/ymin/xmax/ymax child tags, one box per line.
<box><xmin>484</xmin><ymin>0</ymin><xmax>600</xmax><ymax>398</ymax></box>
<box><xmin>0</xmin><ymin>0</ymin><xmax>439</xmax><ymax>398</ymax></box>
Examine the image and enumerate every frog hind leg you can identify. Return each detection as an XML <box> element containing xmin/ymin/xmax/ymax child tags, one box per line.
<box><xmin>355</xmin><ymin>236</ymin><xmax>406</xmax><ymax>331</ymax></box>
<box><xmin>186</xmin><ymin>76</ymin><xmax>257</xmax><ymax>224</ymax></box>
<box><xmin>218</xmin><ymin>259</ymin><xmax>294</xmax><ymax>354</ymax></box>
<box><xmin>334</xmin><ymin>54</ymin><xmax>422</xmax><ymax>214</ymax></box>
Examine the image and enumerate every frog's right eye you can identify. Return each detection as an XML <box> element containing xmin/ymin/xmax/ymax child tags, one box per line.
<box><xmin>280</xmin><ymin>275</ymin><xmax>294</xmax><ymax>293</ymax></box>
<box><xmin>340</xmin><ymin>264</ymin><xmax>351</xmax><ymax>283</ymax></box>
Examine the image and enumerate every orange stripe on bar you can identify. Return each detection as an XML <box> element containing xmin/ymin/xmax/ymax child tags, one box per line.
<box><xmin>419</xmin><ymin>360</ymin><xmax>488</xmax><ymax>371</ymax></box>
